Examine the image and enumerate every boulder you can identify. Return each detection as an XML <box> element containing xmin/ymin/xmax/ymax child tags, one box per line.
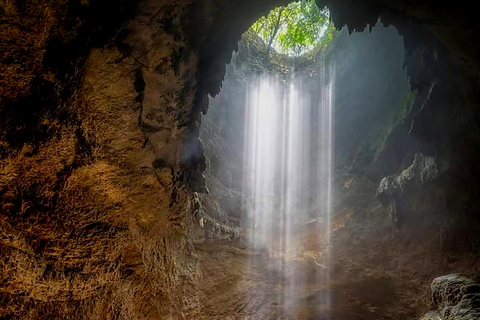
<box><xmin>376</xmin><ymin>153</ymin><xmax>441</xmax><ymax>226</ymax></box>
<box><xmin>431</xmin><ymin>274</ymin><xmax>480</xmax><ymax>320</ymax></box>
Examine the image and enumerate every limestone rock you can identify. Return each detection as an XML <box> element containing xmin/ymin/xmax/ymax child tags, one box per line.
<box><xmin>420</xmin><ymin>311</ymin><xmax>442</xmax><ymax>320</ymax></box>
<box><xmin>376</xmin><ymin>153</ymin><xmax>442</xmax><ymax>226</ymax></box>
<box><xmin>432</xmin><ymin>274</ymin><xmax>480</xmax><ymax>320</ymax></box>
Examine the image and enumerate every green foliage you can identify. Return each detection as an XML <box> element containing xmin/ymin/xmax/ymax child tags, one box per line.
<box><xmin>250</xmin><ymin>0</ymin><xmax>335</xmax><ymax>56</ymax></box>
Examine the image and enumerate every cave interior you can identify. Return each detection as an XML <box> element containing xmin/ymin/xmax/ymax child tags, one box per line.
<box><xmin>1</xmin><ymin>0</ymin><xmax>480</xmax><ymax>319</ymax></box>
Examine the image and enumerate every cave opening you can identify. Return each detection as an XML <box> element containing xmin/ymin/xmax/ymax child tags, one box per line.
<box><xmin>197</xmin><ymin>3</ymin><xmax>411</xmax><ymax>318</ymax></box>
<box><xmin>248</xmin><ymin>0</ymin><xmax>334</xmax><ymax>57</ymax></box>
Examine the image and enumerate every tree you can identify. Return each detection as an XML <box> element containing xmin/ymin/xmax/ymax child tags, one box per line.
<box><xmin>250</xmin><ymin>0</ymin><xmax>335</xmax><ymax>57</ymax></box>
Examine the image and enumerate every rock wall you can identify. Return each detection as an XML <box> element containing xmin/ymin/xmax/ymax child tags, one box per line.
<box><xmin>1</xmin><ymin>1</ymin><xmax>200</xmax><ymax>318</ymax></box>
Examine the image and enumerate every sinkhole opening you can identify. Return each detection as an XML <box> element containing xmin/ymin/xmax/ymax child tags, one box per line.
<box><xmin>248</xmin><ymin>0</ymin><xmax>334</xmax><ymax>57</ymax></box>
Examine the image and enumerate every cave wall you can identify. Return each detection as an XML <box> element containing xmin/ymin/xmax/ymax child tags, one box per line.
<box><xmin>1</xmin><ymin>1</ymin><xmax>200</xmax><ymax>318</ymax></box>
<box><xmin>1</xmin><ymin>0</ymin><xmax>480</xmax><ymax>318</ymax></box>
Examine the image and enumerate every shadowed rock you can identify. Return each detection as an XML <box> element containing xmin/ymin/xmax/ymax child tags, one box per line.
<box><xmin>428</xmin><ymin>274</ymin><xmax>480</xmax><ymax>320</ymax></box>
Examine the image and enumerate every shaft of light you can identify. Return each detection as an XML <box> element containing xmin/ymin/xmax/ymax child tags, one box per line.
<box><xmin>243</xmin><ymin>61</ymin><xmax>335</xmax><ymax>318</ymax></box>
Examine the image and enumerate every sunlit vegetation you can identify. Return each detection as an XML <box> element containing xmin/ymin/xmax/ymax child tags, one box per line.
<box><xmin>250</xmin><ymin>0</ymin><xmax>335</xmax><ymax>56</ymax></box>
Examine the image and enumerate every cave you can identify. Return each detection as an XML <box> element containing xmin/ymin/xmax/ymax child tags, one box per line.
<box><xmin>1</xmin><ymin>1</ymin><xmax>480</xmax><ymax>320</ymax></box>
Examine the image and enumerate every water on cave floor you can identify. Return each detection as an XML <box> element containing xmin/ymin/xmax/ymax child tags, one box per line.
<box><xmin>243</xmin><ymin>62</ymin><xmax>335</xmax><ymax>319</ymax></box>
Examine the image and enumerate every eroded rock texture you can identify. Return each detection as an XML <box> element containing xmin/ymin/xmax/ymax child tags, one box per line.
<box><xmin>1</xmin><ymin>0</ymin><xmax>480</xmax><ymax>319</ymax></box>
<box><xmin>420</xmin><ymin>274</ymin><xmax>480</xmax><ymax>320</ymax></box>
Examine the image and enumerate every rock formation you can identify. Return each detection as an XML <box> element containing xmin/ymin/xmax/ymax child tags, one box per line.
<box><xmin>420</xmin><ymin>274</ymin><xmax>480</xmax><ymax>320</ymax></box>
